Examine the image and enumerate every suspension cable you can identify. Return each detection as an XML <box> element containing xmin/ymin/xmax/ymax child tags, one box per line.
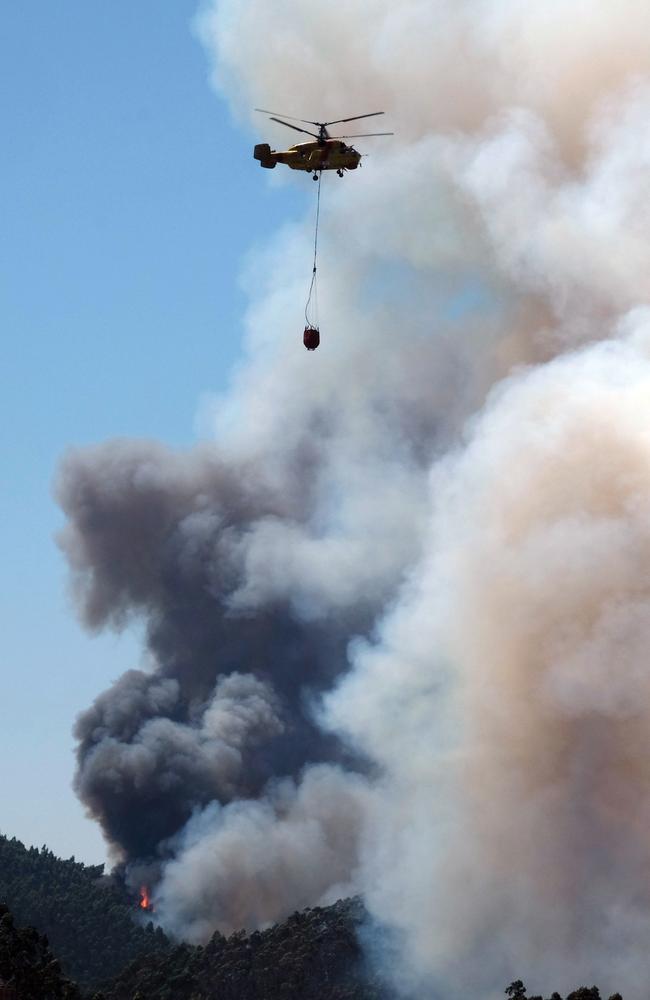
<box><xmin>305</xmin><ymin>170</ymin><xmax>322</xmax><ymax>327</ymax></box>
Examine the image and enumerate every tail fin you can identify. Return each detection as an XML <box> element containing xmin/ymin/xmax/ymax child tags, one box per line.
<box><xmin>253</xmin><ymin>143</ymin><xmax>275</xmax><ymax>167</ymax></box>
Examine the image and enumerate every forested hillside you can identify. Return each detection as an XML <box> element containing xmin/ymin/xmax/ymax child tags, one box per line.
<box><xmin>0</xmin><ymin>835</ymin><xmax>168</xmax><ymax>987</ymax></box>
<box><xmin>0</xmin><ymin>834</ymin><xmax>632</xmax><ymax>1000</ymax></box>
<box><xmin>103</xmin><ymin>898</ymin><xmax>387</xmax><ymax>1000</ymax></box>
<box><xmin>101</xmin><ymin>938</ymin><xmax>630</xmax><ymax>1000</ymax></box>
<box><xmin>0</xmin><ymin>902</ymin><xmax>80</xmax><ymax>999</ymax></box>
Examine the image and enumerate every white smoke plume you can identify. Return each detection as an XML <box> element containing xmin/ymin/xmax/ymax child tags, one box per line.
<box><xmin>155</xmin><ymin>764</ymin><xmax>374</xmax><ymax>943</ymax></box>
<box><xmin>327</xmin><ymin>315</ymin><xmax>650</xmax><ymax>997</ymax></box>
<box><xmin>57</xmin><ymin>0</ymin><xmax>650</xmax><ymax>995</ymax></box>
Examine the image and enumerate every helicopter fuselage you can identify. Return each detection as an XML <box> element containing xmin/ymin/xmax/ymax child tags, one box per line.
<box><xmin>254</xmin><ymin>138</ymin><xmax>360</xmax><ymax>172</ymax></box>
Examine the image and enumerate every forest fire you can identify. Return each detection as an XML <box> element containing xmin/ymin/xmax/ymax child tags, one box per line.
<box><xmin>138</xmin><ymin>886</ymin><xmax>153</xmax><ymax>912</ymax></box>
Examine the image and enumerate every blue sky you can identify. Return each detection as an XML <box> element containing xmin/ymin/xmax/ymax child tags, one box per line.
<box><xmin>1</xmin><ymin>2</ymin><xmax>303</xmax><ymax>864</ymax></box>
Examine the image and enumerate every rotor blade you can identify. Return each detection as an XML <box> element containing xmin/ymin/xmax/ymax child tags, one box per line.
<box><xmin>269</xmin><ymin>117</ymin><xmax>320</xmax><ymax>138</ymax></box>
<box><xmin>332</xmin><ymin>132</ymin><xmax>394</xmax><ymax>138</ymax></box>
<box><xmin>255</xmin><ymin>108</ymin><xmax>311</xmax><ymax>123</ymax></box>
<box><xmin>322</xmin><ymin>111</ymin><xmax>386</xmax><ymax>126</ymax></box>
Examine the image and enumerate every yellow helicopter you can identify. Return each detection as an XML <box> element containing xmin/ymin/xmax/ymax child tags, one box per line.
<box><xmin>253</xmin><ymin>109</ymin><xmax>393</xmax><ymax>179</ymax></box>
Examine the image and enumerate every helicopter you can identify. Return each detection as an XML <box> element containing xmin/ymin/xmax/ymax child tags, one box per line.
<box><xmin>253</xmin><ymin>109</ymin><xmax>393</xmax><ymax>178</ymax></box>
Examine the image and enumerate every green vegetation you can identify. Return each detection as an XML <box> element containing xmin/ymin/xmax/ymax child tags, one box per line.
<box><xmin>506</xmin><ymin>982</ymin><xmax>623</xmax><ymax>1000</ymax></box>
<box><xmin>0</xmin><ymin>835</ymin><xmax>631</xmax><ymax>1000</ymax></box>
<box><xmin>102</xmin><ymin>898</ymin><xmax>386</xmax><ymax>1000</ymax></box>
<box><xmin>0</xmin><ymin>834</ymin><xmax>168</xmax><ymax>987</ymax></box>
<box><xmin>0</xmin><ymin>902</ymin><xmax>80</xmax><ymax>999</ymax></box>
<box><xmin>0</xmin><ymin>834</ymin><xmax>384</xmax><ymax>998</ymax></box>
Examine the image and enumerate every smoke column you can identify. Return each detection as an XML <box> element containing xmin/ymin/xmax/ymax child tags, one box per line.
<box><xmin>56</xmin><ymin>1</ymin><xmax>650</xmax><ymax>995</ymax></box>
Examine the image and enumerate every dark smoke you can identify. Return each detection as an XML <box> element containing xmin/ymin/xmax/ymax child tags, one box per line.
<box><xmin>57</xmin><ymin>439</ymin><xmax>383</xmax><ymax>862</ymax></box>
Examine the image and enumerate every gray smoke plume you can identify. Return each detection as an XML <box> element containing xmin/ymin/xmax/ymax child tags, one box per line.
<box><xmin>154</xmin><ymin>764</ymin><xmax>374</xmax><ymax>942</ymax></box>
<box><xmin>58</xmin><ymin>438</ymin><xmax>394</xmax><ymax>861</ymax></box>
<box><xmin>73</xmin><ymin>669</ymin><xmax>284</xmax><ymax>859</ymax></box>
<box><xmin>57</xmin><ymin>0</ymin><xmax>650</xmax><ymax>995</ymax></box>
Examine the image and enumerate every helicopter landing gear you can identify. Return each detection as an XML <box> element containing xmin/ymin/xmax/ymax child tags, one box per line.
<box><xmin>337</xmin><ymin>169</ymin><xmax>344</xmax><ymax>178</ymax></box>
<box><xmin>313</xmin><ymin>172</ymin><xmax>319</xmax><ymax>181</ymax></box>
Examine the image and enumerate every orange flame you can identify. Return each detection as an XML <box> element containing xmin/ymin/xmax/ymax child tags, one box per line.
<box><xmin>139</xmin><ymin>886</ymin><xmax>152</xmax><ymax>911</ymax></box>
